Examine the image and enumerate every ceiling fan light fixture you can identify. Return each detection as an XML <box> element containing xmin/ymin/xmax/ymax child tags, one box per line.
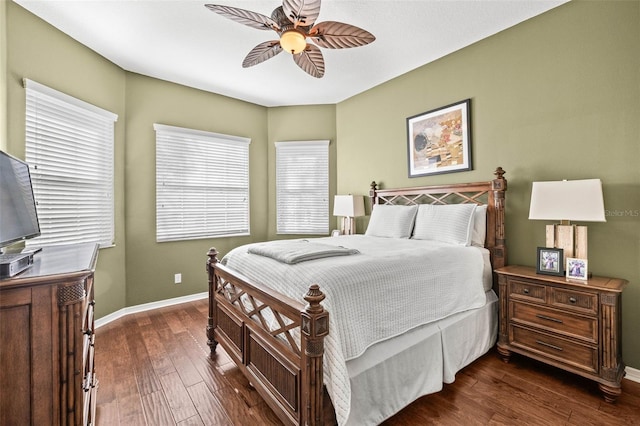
<box><xmin>205</xmin><ymin>1</ymin><xmax>375</xmax><ymax>77</ymax></box>
<box><xmin>280</xmin><ymin>29</ymin><xmax>306</xmax><ymax>54</ymax></box>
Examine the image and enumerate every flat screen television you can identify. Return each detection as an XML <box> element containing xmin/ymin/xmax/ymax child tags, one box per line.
<box><xmin>0</xmin><ymin>150</ymin><xmax>41</xmax><ymax>251</ymax></box>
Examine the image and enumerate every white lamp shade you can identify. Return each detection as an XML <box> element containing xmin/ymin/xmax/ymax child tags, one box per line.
<box><xmin>333</xmin><ymin>195</ymin><xmax>365</xmax><ymax>217</ymax></box>
<box><xmin>529</xmin><ymin>179</ymin><xmax>606</xmax><ymax>222</ymax></box>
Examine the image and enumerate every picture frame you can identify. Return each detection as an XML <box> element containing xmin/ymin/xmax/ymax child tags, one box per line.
<box><xmin>331</xmin><ymin>229</ymin><xmax>341</xmax><ymax>237</ymax></box>
<box><xmin>536</xmin><ymin>247</ymin><xmax>564</xmax><ymax>276</ymax></box>
<box><xmin>566</xmin><ymin>257</ymin><xmax>588</xmax><ymax>280</ymax></box>
<box><xmin>407</xmin><ymin>99</ymin><xmax>472</xmax><ymax>178</ymax></box>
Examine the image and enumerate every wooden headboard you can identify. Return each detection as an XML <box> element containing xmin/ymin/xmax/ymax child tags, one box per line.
<box><xmin>369</xmin><ymin>167</ymin><xmax>507</xmax><ymax>287</ymax></box>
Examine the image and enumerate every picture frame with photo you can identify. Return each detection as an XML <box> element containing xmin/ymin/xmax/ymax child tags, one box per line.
<box><xmin>566</xmin><ymin>257</ymin><xmax>588</xmax><ymax>280</ymax></box>
<box><xmin>536</xmin><ymin>247</ymin><xmax>564</xmax><ymax>276</ymax></box>
<box><xmin>406</xmin><ymin>99</ymin><xmax>472</xmax><ymax>177</ymax></box>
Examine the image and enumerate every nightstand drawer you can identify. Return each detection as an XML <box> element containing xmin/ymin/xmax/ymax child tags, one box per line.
<box><xmin>510</xmin><ymin>325</ymin><xmax>598</xmax><ymax>375</ymax></box>
<box><xmin>509</xmin><ymin>279</ymin><xmax>546</xmax><ymax>303</ymax></box>
<box><xmin>496</xmin><ymin>265</ymin><xmax>627</xmax><ymax>402</ymax></box>
<box><xmin>550</xmin><ymin>287</ymin><xmax>597</xmax><ymax>315</ymax></box>
<box><xmin>510</xmin><ymin>301</ymin><xmax>597</xmax><ymax>343</ymax></box>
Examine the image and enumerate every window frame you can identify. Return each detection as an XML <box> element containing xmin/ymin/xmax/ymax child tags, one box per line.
<box><xmin>275</xmin><ymin>140</ymin><xmax>330</xmax><ymax>235</ymax></box>
<box><xmin>154</xmin><ymin>123</ymin><xmax>251</xmax><ymax>242</ymax></box>
<box><xmin>24</xmin><ymin>79</ymin><xmax>117</xmax><ymax>248</ymax></box>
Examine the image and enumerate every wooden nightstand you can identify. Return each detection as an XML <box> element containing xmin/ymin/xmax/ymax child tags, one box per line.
<box><xmin>495</xmin><ymin>265</ymin><xmax>627</xmax><ymax>402</ymax></box>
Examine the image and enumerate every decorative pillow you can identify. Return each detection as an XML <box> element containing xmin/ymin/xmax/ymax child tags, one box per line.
<box><xmin>412</xmin><ymin>204</ymin><xmax>477</xmax><ymax>246</ymax></box>
<box><xmin>365</xmin><ymin>204</ymin><xmax>418</xmax><ymax>239</ymax></box>
<box><xmin>471</xmin><ymin>205</ymin><xmax>488</xmax><ymax>247</ymax></box>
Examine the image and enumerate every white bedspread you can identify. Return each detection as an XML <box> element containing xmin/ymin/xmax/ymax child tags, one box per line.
<box><xmin>221</xmin><ymin>235</ymin><xmax>487</xmax><ymax>425</ymax></box>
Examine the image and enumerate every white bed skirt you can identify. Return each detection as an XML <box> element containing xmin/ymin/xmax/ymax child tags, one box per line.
<box><xmin>344</xmin><ymin>290</ymin><xmax>498</xmax><ymax>425</ymax></box>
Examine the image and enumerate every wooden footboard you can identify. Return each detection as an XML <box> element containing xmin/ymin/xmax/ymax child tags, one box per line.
<box><xmin>207</xmin><ymin>249</ymin><xmax>329</xmax><ymax>425</ymax></box>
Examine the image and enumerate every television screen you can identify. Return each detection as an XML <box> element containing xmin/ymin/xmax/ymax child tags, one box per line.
<box><xmin>0</xmin><ymin>150</ymin><xmax>41</xmax><ymax>249</ymax></box>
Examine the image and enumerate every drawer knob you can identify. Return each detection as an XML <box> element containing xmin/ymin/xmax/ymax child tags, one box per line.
<box><xmin>569</xmin><ymin>297</ymin><xmax>577</xmax><ymax>304</ymax></box>
<box><xmin>523</xmin><ymin>288</ymin><xmax>530</xmax><ymax>294</ymax></box>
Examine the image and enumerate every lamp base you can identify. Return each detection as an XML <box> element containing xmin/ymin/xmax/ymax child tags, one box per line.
<box><xmin>546</xmin><ymin>224</ymin><xmax>588</xmax><ymax>267</ymax></box>
<box><xmin>341</xmin><ymin>217</ymin><xmax>356</xmax><ymax>235</ymax></box>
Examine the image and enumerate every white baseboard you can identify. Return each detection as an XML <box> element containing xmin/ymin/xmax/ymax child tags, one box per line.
<box><xmin>626</xmin><ymin>365</ymin><xmax>640</xmax><ymax>384</ymax></box>
<box><xmin>95</xmin><ymin>291</ymin><xmax>208</xmax><ymax>329</ymax></box>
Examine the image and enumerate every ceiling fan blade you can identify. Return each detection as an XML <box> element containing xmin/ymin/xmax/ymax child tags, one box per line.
<box><xmin>242</xmin><ymin>41</ymin><xmax>283</xmax><ymax>68</ymax></box>
<box><xmin>293</xmin><ymin>44</ymin><xmax>325</xmax><ymax>78</ymax></box>
<box><xmin>205</xmin><ymin>4</ymin><xmax>280</xmax><ymax>31</ymax></box>
<box><xmin>309</xmin><ymin>21</ymin><xmax>375</xmax><ymax>49</ymax></box>
<box><xmin>282</xmin><ymin>0</ymin><xmax>321</xmax><ymax>28</ymax></box>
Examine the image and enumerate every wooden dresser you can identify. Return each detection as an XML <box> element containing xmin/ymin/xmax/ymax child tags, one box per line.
<box><xmin>495</xmin><ymin>265</ymin><xmax>627</xmax><ymax>402</ymax></box>
<box><xmin>0</xmin><ymin>243</ymin><xmax>99</xmax><ymax>425</ymax></box>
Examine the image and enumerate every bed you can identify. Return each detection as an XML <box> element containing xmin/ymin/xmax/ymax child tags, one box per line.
<box><xmin>206</xmin><ymin>167</ymin><xmax>507</xmax><ymax>425</ymax></box>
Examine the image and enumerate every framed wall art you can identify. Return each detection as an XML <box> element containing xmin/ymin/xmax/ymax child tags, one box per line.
<box><xmin>536</xmin><ymin>247</ymin><xmax>564</xmax><ymax>276</ymax></box>
<box><xmin>407</xmin><ymin>99</ymin><xmax>472</xmax><ymax>178</ymax></box>
<box><xmin>566</xmin><ymin>257</ymin><xmax>588</xmax><ymax>280</ymax></box>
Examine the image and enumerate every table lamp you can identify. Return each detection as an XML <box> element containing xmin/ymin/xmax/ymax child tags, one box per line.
<box><xmin>333</xmin><ymin>195</ymin><xmax>365</xmax><ymax>235</ymax></box>
<box><xmin>528</xmin><ymin>179</ymin><xmax>606</xmax><ymax>264</ymax></box>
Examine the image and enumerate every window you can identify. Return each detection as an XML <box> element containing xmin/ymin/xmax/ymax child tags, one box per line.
<box><xmin>155</xmin><ymin>124</ymin><xmax>250</xmax><ymax>242</ymax></box>
<box><xmin>24</xmin><ymin>79</ymin><xmax>117</xmax><ymax>248</ymax></box>
<box><xmin>276</xmin><ymin>140</ymin><xmax>329</xmax><ymax>234</ymax></box>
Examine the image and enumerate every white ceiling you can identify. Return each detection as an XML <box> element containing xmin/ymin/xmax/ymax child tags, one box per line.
<box><xmin>13</xmin><ymin>0</ymin><xmax>568</xmax><ymax>107</ymax></box>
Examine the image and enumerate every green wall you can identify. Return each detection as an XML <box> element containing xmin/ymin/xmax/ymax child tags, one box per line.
<box><xmin>1</xmin><ymin>1</ymin><xmax>7</xmax><ymax>149</ymax></box>
<box><xmin>266</xmin><ymin>105</ymin><xmax>338</xmax><ymax>240</ymax></box>
<box><xmin>123</xmin><ymin>73</ymin><xmax>268</xmax><ymax>306</ymax></box>
<box><xmin>337</xmin><ymin>0</ymin><xmax>640</xmax><ymax>368</ymax></box>
<box><xmin>4</xmin><ymin>1</ymin><xmax>639</xmax><ymax>369</ymax></box>
<box><xmin>5</xmin><ymin>1</ymin><xmax>128</xmax><ymax>318</ymax></box>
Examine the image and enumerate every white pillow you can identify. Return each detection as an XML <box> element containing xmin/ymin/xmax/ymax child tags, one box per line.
<box><xmin>365</xmin><ymin>204</ymin><xmax>418</xmax><ymax>239</ymax></box>
<box><xmin>471</xmin><ymin>205</ymin><xmax>487</xmax><ymax>247</ymax></box>
<box><xmin>412</xmin><ymin>204</ymin><xmax>477</xmax><ymax>246</ymax></box>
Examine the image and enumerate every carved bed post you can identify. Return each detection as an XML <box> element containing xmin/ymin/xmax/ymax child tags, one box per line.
<box><xmin>206</xmin><ymin>247</ymin><xmax>219</xmax><ymax>355</ymax></box>
<box><xmin>496</xmin><ymin>273</ymin><xmax>510</xmax><ymax>362</ymax></box>
<box><xmin>491</xmin><ymin>167</ymin><xmax>508</xmax><ymax>270</ymax></box>
<box><xmin>369</xmin><ymin>181</ymin><xmax>378</xmax><ymax>210</ymax></box>
<box><xmin>300</xmin><ymin>284</ymin><xmax>329</xmax><ymax>426</ymax></box>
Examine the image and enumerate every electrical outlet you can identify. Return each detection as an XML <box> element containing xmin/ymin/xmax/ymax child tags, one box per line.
<box><xmin>174</xmin><ymin>273</ymin><xmax>182</xmax><ymax>284</ymax></box>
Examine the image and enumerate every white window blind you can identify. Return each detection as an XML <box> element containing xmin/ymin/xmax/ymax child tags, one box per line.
<box><xmin>276</xmin><ymin>140</ymin><xmax>329</xmax><ymax>235</ymax></box>
<box><xmin>24</xmin><ymin>79</ymin><xmax>117</xmax><ymax>248</ymax></box>
<box><xmin>155</xmin><ymin>124</ymin><xmax>250</xmax><ymax>242</ymax></box>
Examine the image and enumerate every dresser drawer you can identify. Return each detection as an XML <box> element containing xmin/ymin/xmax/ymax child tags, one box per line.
<box><xmin>550</xmin><ymin>287</ymin><xmax>597</xmax><ymax>315</ymax></box>
<box><xmin>509</xmin><ymin>279</ymin><xmax>546</xmax><ymax>303</ymax></box>
<box><xmin>510</xmin><ymin>301</ymin><xmax>597</xmax><ymax>343</ymax></box>
<box><xmin>510</xmin><ymin>325</ymin><xmax>598</xmax><ymax>375</ymax></box>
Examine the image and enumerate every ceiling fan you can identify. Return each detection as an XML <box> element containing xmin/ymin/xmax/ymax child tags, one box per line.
<box><xmin>204</xmin><ymin>0</ymin><xmax>375</xmax><ymax>78</ymax></box>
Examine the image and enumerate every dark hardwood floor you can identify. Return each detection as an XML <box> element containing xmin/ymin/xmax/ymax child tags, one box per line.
<box><xmin>95</xmin><ymin>299</ymin><xmax>640</xmax><ymax>425</ymax></box>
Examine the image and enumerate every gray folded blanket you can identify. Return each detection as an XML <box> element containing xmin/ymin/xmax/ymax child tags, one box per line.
<box><xmin>247</xmin><ymin>239</ymin><xmax>360</xmax><ymax>264</ymax></box>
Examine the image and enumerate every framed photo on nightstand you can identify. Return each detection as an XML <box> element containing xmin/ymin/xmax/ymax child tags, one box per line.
<box><xmin>566</xmin><ymin>257</ymin><xmax>588</xmax><ymax>280</ymax></box>
<box><xmin>536</xmin><ymin>247</ymin><xmax>564</xmax><ymax>276</ymax></box>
